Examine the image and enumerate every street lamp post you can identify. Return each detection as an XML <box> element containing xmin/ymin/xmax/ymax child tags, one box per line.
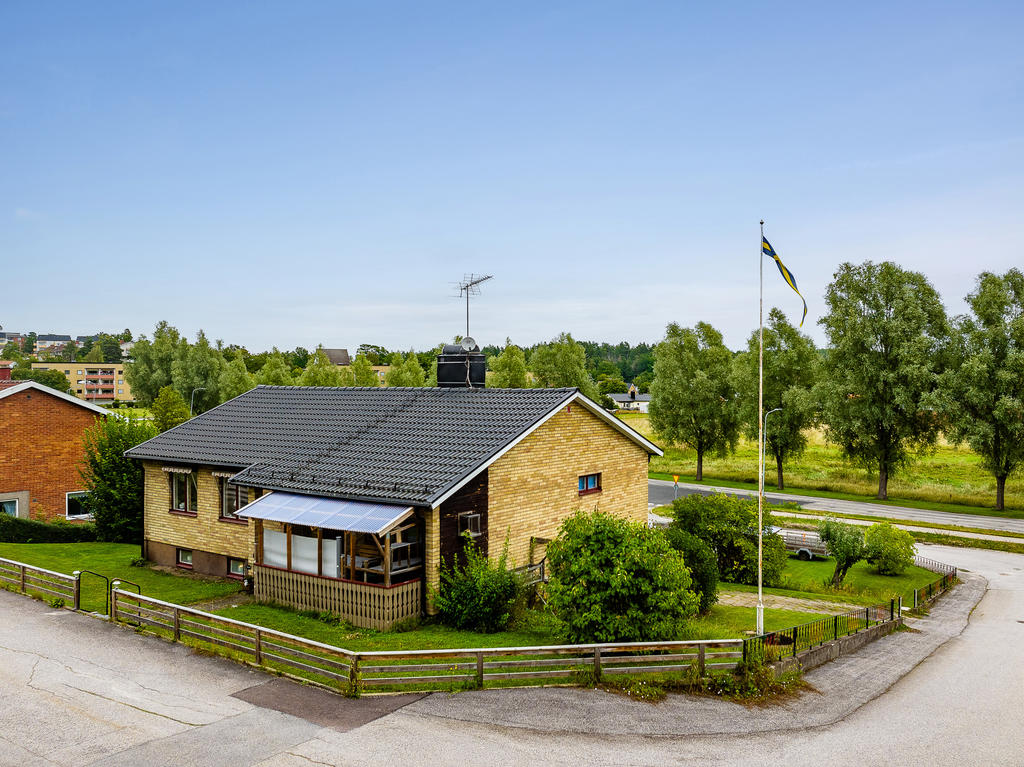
<box><xmin>756</xmin><ymin>406</ymin><xmax>782</xmax><ymax>636</ymax></box>
<box><xmin>189</xmin><ymin>387</ymin><xmax>206</xmax><ymax>416</ymax></box>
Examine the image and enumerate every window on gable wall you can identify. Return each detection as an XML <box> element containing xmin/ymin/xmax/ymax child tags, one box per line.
<box><xmin>578</xmin><ymin>473</ymin><xmax>601</xmax><ymax>495</ymax></box>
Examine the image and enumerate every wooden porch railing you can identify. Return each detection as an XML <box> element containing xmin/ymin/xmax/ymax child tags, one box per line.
<box><xmin>253</xmin><ymin>564</ymin><xmax>421</xmax><ymax>631</ymax></box>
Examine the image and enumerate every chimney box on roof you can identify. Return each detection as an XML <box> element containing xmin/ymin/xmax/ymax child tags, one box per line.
<box><xmin>437</xmin><ymin>342</ymin><xmax>486</xmax><ymax>388</ymax></box>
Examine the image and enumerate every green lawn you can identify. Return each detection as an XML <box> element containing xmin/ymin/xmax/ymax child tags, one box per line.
<box><xmin>0</xmin><ymin>542</ymin><xmax>242</xmax><ymax>613</ymax></box>
<box><xmin>771</xmin><ymin>558</ymin><xmax>939</xmax><ymax>604</ymax></box>
<box><xmin>619</xmin><ymin>412</ymin><xmax>1024</xmax><ymax>515</ymax></box>
<box><xmin>210</xmin><ymin>600</ymin><xmax>828</xmax><ymax>652</ymax></box>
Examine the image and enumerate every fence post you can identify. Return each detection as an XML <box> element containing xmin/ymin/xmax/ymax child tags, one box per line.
<box><xmin>19</xmin><ymin>564</ymin><xmax>26</xmax><ymax>593</ymax></box>
<box><xmin>593</xmin><ymin>647</ymin><xmax>602</xmax><ymax>682</ymax></box>
<box><xmin>173</xmin><ymin>607</ymin><xmax>181</xmax><ymax>642</ymax></box>
<box><xmin>349</xmin><ymin>656</ymin><xmax>360</xmax><ymax>696</ymax></box>
<box><xmin>833</xmin><ymin>614</ymin><xmax>838</xmax><ymax>641</ymax></box>
<box><xmin>791</xmin><ymin>627</ymin><xmax>797</xmax><ymax>657</ymax></box>
<box><xmin>914</xmin><ymin>588</ymin><xmax>919</xmax><ymax>609</ymax></box>
<box><xmin>110</xmin><ymin>585</ymin><xmax>118</xmax><ymax>623</ymax></box>
<box><xmin>476</xmin><ymin>652</ymin><xmax>484</xmax><ymax>689</ymax></box>
<box><xmin>865</xmin><ymin>606</ymin><xmax>870</xmax><ymax>629</ymax></box>
<box><xmin>698</xmin><ymin>644</ymin><xmax>706</xmax><ymax>677</ymax></box>
<box><xmin>890</xmin><ymin>599</ymin><xmax>894</xmax><ymax>622</ymax></box>
<box><xmin>72</xmin><ymin>571</ymin><xmax>81</xmax><ymax>611</ymax></box>
<box><xmin>898</xmin><ymin>596</ymin><xmax>902</xmax><ymax>619</ymax></box>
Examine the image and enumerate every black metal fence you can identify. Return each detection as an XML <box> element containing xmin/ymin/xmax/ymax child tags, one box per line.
<box><xmin>744</xmin><ymin>601</ymin><xmax>898</xmax><ymax>661</ymax></box>
<box><xmin>744</xmin><ymin>556</ymin><xmax>959</xmax><ymax>663</ymax></box>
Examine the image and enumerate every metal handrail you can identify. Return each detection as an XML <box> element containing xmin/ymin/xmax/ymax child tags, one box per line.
<box><xmin>73</xmin><ymin>570</ymin><xmax>109</xmax><ymax>615</ymax></box>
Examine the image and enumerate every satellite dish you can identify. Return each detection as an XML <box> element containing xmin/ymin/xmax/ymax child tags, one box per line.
<box><xmin>461</xmin><ymin>336</ymin><xmax>477</xmax><ymax>352</ymax></box>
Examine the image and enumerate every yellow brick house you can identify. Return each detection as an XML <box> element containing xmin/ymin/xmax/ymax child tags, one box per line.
<box><xmin>126</xmin><ymin>385</ymin><xmax>660</xmax><ymax>629</ymax></box>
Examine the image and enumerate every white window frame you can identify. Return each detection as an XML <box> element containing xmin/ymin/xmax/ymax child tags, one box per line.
<box><xmin>66</xmin><ymin>491</ymin><xmax>92</xmax><ymax>520</ymax></box>
<box><xmin>227</xmin><ymin>558</ymin><xmax>246</xmax><ymax>578</ymax></box>
<box><xmin>0</xmin><ymin>499</ymin><xmax>18</xmax><ymax>518</ymax></box>
<box><xmin>176</xmin><ymin>548</ymin><xmax>193</xmax><ymax>568</ymax></box>
<box><xmin>458</xmin><ymin>512</ymin><xmax>482</xmax><ymax>538</ymax></box>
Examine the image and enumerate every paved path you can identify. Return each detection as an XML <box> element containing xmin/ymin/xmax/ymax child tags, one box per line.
<box><xmin>649</xmin><ymin>478</ymin><xmax>1024</xmax><ymax>534</ymax></box>
<box><xmin>773</xmin><ymin>510</ymin><xmax>1024</xmax><ymax>544</ymax></box>
<box><xmin>717</xmin><ymin>589</ymin><xmax>862</xmax><ymax>615</ymax></box>
<box><xmin>1</xmin><ymin>544</ymin><xmax>1021</xmax><ymax>765</ymax></box>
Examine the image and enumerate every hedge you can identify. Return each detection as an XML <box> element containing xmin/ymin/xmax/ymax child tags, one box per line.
<box><xmin>0</xmin><ymin>514</ymin><xmax>97</xmax><ymax>543</ymax></box>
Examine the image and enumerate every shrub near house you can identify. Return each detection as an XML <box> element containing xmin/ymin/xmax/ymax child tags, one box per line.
<box><xmin>546</xmin><ymin>510</ymin><xmax>699</xmax><ymax>643</ymax></box>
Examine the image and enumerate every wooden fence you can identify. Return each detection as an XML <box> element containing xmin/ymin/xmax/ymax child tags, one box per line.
<box><xmin>253</xmin><ymin>564</ymin><xmax>421</xmax><ymax>631</ymax></box>
<box><xmin>0</xmin><ymin>556</ymin><xmax>77</xmax><ymax>606</ymax></box>
<box><xmin>110</xmin><ymin>587</ymin><xmax>741</xmax><ymax>696</ymax></box>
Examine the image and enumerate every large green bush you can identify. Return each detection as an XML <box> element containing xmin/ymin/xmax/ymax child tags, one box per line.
<box><xmin>664</xmin><ymin>528</ymin><xmax>719</xmax><ymax>614</ymax></box>
<box><xmin>432</xmin><ymin>536</ymin><xmax>523</xmax><ymax>633</ymax></box>
<box><xmin>80</xmin><ymin>417</ymin><xmax>158</xmax><ymax>543</ymax></box>
<box><xmin>546</xmin><ymin>511</ymin><xmax>699</xmax><ymax>643</ymax></box>
<box><xmin>864</xmin><ymin>522</ymin><xmax>915</xmax><ymax>575</ymax></box>
<box><xmin>668</xmin><ymin>493</ymin><xmax>787</xmax><ymax>587</ymax></box>
<box><xmin>0</xmin><ymin>515</ymin><xmax>97</xmax><ymax>543</ymax></box>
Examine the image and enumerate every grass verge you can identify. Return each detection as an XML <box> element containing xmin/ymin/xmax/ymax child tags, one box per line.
<box><xmin>0</xmin><ymin>542</ymin><xmax>242</xmax><ymax>612</ymax></box>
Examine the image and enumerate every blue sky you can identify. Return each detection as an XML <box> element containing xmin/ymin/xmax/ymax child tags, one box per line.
<box><xmin>2</xmin><ymin>2</ymin><xmax>1022</xmax><ymax>352</ymax></box>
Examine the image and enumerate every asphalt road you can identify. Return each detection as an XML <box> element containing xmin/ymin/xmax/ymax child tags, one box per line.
<box><xmin>2</xmin><ymin>544</ymin><xmax>1022</xmax><ymax>765</ymax></box>
<box><xmin>649</xmin><ymin>478</ymin><xmax>1024</xmax><ymax>534</ymax></box>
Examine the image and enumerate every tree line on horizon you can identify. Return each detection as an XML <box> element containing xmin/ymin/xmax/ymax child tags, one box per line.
<box><xmin>649</xmin><ymin>261</ymin><xmax>1024</xmax><ymax>511</ymax></box>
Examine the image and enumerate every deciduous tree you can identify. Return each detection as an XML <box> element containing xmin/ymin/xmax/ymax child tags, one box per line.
<box><xmin>125</xmin><ymin>321</ymin><xmax>184</xmax><ymax>405</ymax></box>
<box><xmin>255</xmin><ymin>350</ymin><xmax>295</xmax><ymax>386</ymax></box>
<box><xmin>151</xmin><ymin>386</ymin><xmax>191</xmax><ymax>431</ymax></box>
<box><xmin>818</xmin><ymin>517</ymin><xmax>865</xmax><ymax>587</ymax></box>
<box><xmin>489</xmin><ymin>339</ymin><xmax>528</xmax><ymax>388</ymax></box>
<box><xmin>80</xmin><ymin>417</ymin><xmax>158</xmax><ymax>543</ymax></box>
<box><xmin>649</xmin><ymin>322</ymin><xmax>739</xmax><ymax>480</ymax></box>
<box><xmin>350</xmin><ymin>354</ymin><xmax>379</xmax><ymax>387</ymax></box>
<box><xmin>218</xmin><ymin>356</ymin><xmax>256</xmax><ymax>401</ymax></box>
<box><xmin>732</xmin><ymin>308</ymin><xmax>819</xmax><ymax>490</ymax></box>
<box><xmin>297</xmin><ymin>347</ymin><xmax>346</xmax><ymax>387</ymax></box>
<box><xmin>817</xmin><ymin>262</ymin><xmax>948</xmax><ymax>499</ymax></box>
<box><xmin>939</xmin><ymin>269</ymin><xmax>1024</xmax><ymax>510</ymax></box>
<box><xmin>528</xmin><ymin>332</ymin><xmax>600</xmax><ymax>400</ymax></box>
<box><xmin>171</xmin><ymin>330</ymin><xmax>225</xmax><ymax>414</ymax></box>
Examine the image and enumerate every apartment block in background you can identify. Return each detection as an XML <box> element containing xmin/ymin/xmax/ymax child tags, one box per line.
<box><xmin>31</xmin><ymin>362</ymin><xmax>133</xmax><ymax>404</ymax></box>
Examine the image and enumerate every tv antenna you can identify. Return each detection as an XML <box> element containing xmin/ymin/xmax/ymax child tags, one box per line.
<box><xmin>454</xmin><ymin>273</ymin><xmax>493</xmax><ymax>342</ymax></box>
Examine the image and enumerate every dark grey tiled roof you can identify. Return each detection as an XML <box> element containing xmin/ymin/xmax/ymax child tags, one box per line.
<box><xmin>126</xmin><ymin>386</ymin><xmax>579</xmax><ymax>506</ymax></box>
<box><xmin>322</xmin><ymin>348</ymin><xmax>350</xmax><ymax>366</ymax></box>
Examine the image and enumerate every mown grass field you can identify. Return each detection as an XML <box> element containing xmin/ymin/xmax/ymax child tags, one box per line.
<box><xmin>619</xmin><ymin>412</ymin><xmax>1024</xmax><ymax>513</ymax></box>
<box><xmin>0</xmin><ymin>542</ymin><xmax>242</xmax><ymax>613</ymax></box>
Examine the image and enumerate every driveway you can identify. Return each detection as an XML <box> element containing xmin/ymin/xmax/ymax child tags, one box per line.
<box><xmin>649</xmin><ymin>478</ymin><xmax>1024</xmax><ymax>534</ymax></box>
<box><xmin>1</xmin><ymin>544</ymin><xmax>1021</xmax><ymax>766</ymax></box>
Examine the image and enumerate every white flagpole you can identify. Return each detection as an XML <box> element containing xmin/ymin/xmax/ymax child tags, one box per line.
<box><xmin>757</xmin><ymin>220</ymin><xmax>765</xmax><ymax>636</ymax></box>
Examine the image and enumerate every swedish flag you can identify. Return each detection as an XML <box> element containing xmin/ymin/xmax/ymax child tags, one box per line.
<box><xmin>762</xmin><ymin>237</ymin><xmax>808</xmax><ymax>326</ymax></box>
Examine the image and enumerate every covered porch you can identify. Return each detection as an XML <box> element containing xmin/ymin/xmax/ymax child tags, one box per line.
<box><xmin>238</xmin><ymin>492</ymin><xmax>424</xmax><ymax>630</ymax></box>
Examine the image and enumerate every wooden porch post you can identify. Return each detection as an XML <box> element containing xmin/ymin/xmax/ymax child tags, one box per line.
<box><xmin>348</xmin><ymin>532</ymin><xmax>356</xmax><ymax>581</ymax></box>
<box><xmin>286</xmin><ymin>524</ymin><xmax>292</xmax><ymax>571</ymax></box>
<box><xmin>317</xmin><ymin>528</ymin><xmax>323</xmax><ymax>576</ymax></box>
<box><xmin>255</xmin><ymin>519</ymin><xmax>264</xmax><ymax>565</ymax></box>
<box><xmin>385</xmin><ymin>533</ymin><xmax>392</xmax><ymax>587</ymax></box>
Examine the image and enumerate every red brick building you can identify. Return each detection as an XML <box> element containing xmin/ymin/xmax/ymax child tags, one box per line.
<box><xmin>0</xmin><ymin>381</ymin><xmax>109</xmax><ymax>521</ymax></box>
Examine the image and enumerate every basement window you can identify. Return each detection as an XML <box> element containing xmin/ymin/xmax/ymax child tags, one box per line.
<box><xmin>458</xmin><ymin>512</ymin><xmax>482</xmax><ymax>538</ymax></box>
<box><xmin>578</xmin><ymin>473</ymin><xmax>602</xmax><ymax>496</ymax></box>
<box><xmin>227</xmin><ymin>558</ymin><xmax>245</xmax><ymax>579</ymax></box>
<box><xmin>176</xmin><ymin>549</ymin><xmax>193</xmax><ymax>569</ymax></box>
